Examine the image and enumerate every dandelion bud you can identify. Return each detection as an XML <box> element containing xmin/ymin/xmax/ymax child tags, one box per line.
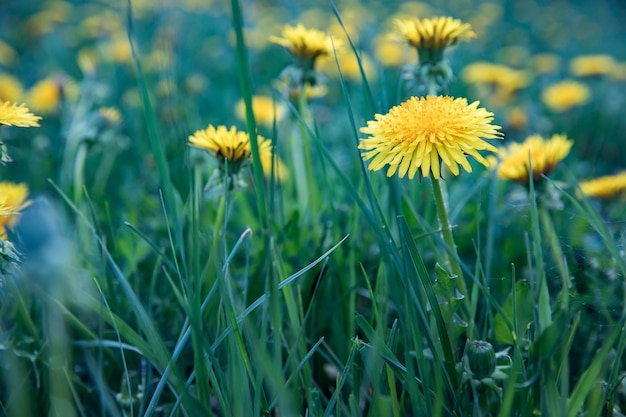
<box><xmin>467</xmin><ymin>340</ymin><xmax>496</xmax><ymax>379</ymax></box>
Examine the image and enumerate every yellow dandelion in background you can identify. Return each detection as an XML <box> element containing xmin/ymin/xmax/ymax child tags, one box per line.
<box><xmin>0</xmin><ymin>39</ymin><xmax>18</xmax><ymax>67</ymax></box>
<box><xmin>506</xmin><ymin>107</ymin><xmax>528</xmax><ymax>131</ymax></box>
<box><xmin>579</xmin><ymin>172</ymin><xmax>626</xmax><ymax>199</ymax></box>
<box><xmin>393</xmin><ymin>16</ymin><xmax>475</xmax><ymax>62</ymax></box>
<box><xmin>541</xmin><ymin>80</ymin><xmax>590</xmax><ymax>112</ymax></box>
<box><xmin>0</xmin><ymin>101</ymin><xmax>42</xmax><ymax>127</ymax></box>
<box><xmin>532</xmin><ymin>53</ymin><xmax>560</xmax><ymax>75</ymax></box>
<box><xmin>235</xmin><ymin>96</ymin><xmax>287</xmax><ymax>127</ymax></box>
<box><xmin>0</xmin><ymin>74</ymin><xmax>24</xmax><ymax>102</ymax></box>
<box><xmin>496</xmin><ymin>134</ymin><xmax>572</xmax><ymax>182</ymax></box>
<box><xmin>270</xmin><ymin>24</ymin><xmax>336</xmax><ymax>61</ymax></box>
<box><xmin>27</xmin><ymin>78</ymin><xmax>61</xmax><ymax>114</ymax></box>
<box><xmin>570</xmin><ymin>54</ymin><xmax>616</xmax><ymax>77</ymax></box>
<box><xmin>99</xmin><ymin>107</ymin><xmax>122</xmax><ymax>126</ymax></box>
<box><xmin>0</xmin><ymin>182</ymin><xmax>31</xmax><ymax>239</ymax></box>
<box><xmin>359</xmin><ymin>96</ymin><xmax>502</xmax><ymax>180</ymax></box>
<box><xmin>189</xmin><ymin>125</ymin><xmax>285</xmax><ymax>180</ymax></box>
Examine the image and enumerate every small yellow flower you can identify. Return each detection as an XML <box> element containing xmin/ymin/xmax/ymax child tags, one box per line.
<box><xmin>270</xmin><ymin>24</ymin><xmax>336</xmax><ymax>61</ymax></box>
<box><xmin>532</xmin><ymin>53</ymin><xmax>560</xmax><ymax>75</ymax></box>
<box><xmin>234</xmin><ymin>96</ymin><xmax>287</xmax><ymax>127</ymax></box>
<box><xmin>318</xmin><ymin>50</ymin><xmax>377</xmax><ymax>82</ymax></box>
<box><xmin>393</xmin><ymin>16</ymin><xmax>475</xmax><ymax>62</ymax></box>
<box><xmin>0</xmin><ymin>101</ymin><xmax>41</xmax><ymax>127</ymax></box>
<box><xmin>541</xmin><ymin>80</ymin><xmax>590</xmax><ymax>112</ymax></box>
<box><xmin>373</xmin><ymin>34</ymin><xmax>412</xmax><ymax>67</ymax></box>
<box><xmin>496</xmin><ymin>134</ymin><xmax>572</xmax><ymax>182</ymax></box>
<box><xmin>579</xmin><ymin>172</ymin><xmax>626</xmax><ymax>199</ymax></box>
<box><xmin>189</xmin><ymin>125</ymin><xmax>286</xmax><ymax>180</ymax></box>
<box><xmin>0</xmin><ymin>182</ymin><xmax>31</xmax><ymax>239</ymax></box>
<box><xmin>506</xmin><ymin>107</ymin><xmax>527</xmax><ymax>131</ymax></box>
<box><xmin>0</xmin><ymin>74</ymin><xmax>24</xmax><ymax>102</ymax></box>
<box><xmin>461</xmin><ymin>62</ymin><xmax>530</xmax><ymax>97</ymax></box>
<box><xmin>27</xmin><ymin>78</ymin><xmax>61</xmax><ymax>114</ymax></box>
<box><xmin>569</xmin><ymin>54</ymin><xmax>616</xmax><ymax>77</ymax></box>
<box><xmin>99</xmin><ymin>107</ymin><xmax>122</xmax><ymax>126</ymax></box>
<box><xmin>359</xmin><ymin>96</ymin><xmax>502</xmax><ymax>180</ymax></box>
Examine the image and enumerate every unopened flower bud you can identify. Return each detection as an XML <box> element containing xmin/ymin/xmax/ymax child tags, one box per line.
<box><xmin>467</xmin><ymin>340</ymin><xmax>496</xmax><ymax>379</ymax></box>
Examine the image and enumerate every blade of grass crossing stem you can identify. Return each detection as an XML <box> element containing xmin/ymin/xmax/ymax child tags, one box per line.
<box><xmin>125</xmin><ymin>0</ymin><xmax>183</xmax><ymax>261</ymax></box>
<box><xmin>399</xmin><ymin>217</ymin><xmax>458</xmax><ymax>391</ymax></box>
<box><xmin>324</xmin><ymin>338</ymin><xmax>360</xmax><ymax>417</ymax></box>
<box><xmin>567</xmin><ymin>316</ymin><xmax>624</xmax><ymax>417</ymax></box>
<box><xmin>230</xmin><ymin>0</ymin><xmax>268</xmax><ymax>230</ymax></box>
<box><xmin>527</xmin><ymin>173</ymin><xmax>552</xmax><ymax>333</ymax></box>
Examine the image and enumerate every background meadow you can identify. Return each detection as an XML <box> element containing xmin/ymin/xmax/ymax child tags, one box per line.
<box><xmin>1</xmin><ymin>0</ymin><xmax>626</xmax><ymax>416</ymax></box>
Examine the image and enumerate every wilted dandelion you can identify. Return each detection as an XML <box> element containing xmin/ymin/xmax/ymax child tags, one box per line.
<box><xmin>496</xmin><ymin>134</ymin><xmax>573</xmax><ymax>182</ymax></box>
<box><xmin>579</xmin><ymin>172</ymin><xmax>626</xmax><ymax>199</ymax></box>
<box><xmin>570</xmin><ymin>54</ymin><xmax>616</xmax><ymax>77</ymax></box>
<box><xmin>0</xmin><ymin>101</ymin><xmax>42</xmax><ymax>127</ymax></box>
<box><xmin>541</xmin><ymin>80</ymin><xmax>590</xmax><ymax>112</ymax></box>
<box><xmin>0</xmin><ymin>182</ymin><xmax>31</xmax><ymax>239</ymax></box>
<box><xmin>359</xmin><ymin>96</ymin><xmax>502</xmax><ymax>180</ymax></box>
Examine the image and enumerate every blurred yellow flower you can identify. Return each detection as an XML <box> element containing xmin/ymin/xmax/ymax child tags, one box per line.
<box><xmin>0</xmin><ymin>182</ymin><xmax>31</xmax><ymax>239</ymax></box>
<box><xmin>235</xmin><ymin>96</ymin><xmax>287</xmax><ymax>127</ymax></box>
<box><xmin>506</xmin><ymin>107</ymin><xmax>527</xmax><ymax>131</ymax></box>
<box><xmin>579</xmin><ymin>172</ymin><xmax>626</xmax><ymax>199</ymax></box>
<box><xmin>570</xmin><ymin>54</ymin><xmax>616</xmax><ymax>77</ymax></box>
<box><xmin>0</xmin><ymin>101</ymin><xmax>41</xmax><ymax>127</ymax></box>
<box><xmin>532</xmin><ymin>53</ymin><xmax>561</xmax><ymax>75</ymax></box>
<box><xmin>496</xmin><ymin>134</ymin><xmax>572</xmax><ymax>182</ymax></box>
<box><xmin>541</xmin><ymin>80</ymin><xmax>590</xmax><ymax>112</ymax></box>
<box><xmin>99</xmin><ymin>107</ymin><xmax>122</xmax><ymax>126</ymax></box>
<box><xmin>359</xmin><ymin>96</ymin><xmax>502</xmax><ymax>180</ymax></box>
<box><xmin>318</xmin><ymin>50</ymin><xmax>377</xmax><ymax>82</ymax></box>
<box><xmin>270</xmin><ymin>24</ymin><xmax>337</xmax><ymax>61</ymax></box>
<box><xmin>189</xmin><ymin>125</ymin><xmax>286</xmax><ymax>180</ymax></box>
<box><xmin>0</xmin><ymin>74</ymin><xmax>24</xmax><ymax>102</ymax></box>
<box><xmin>0</xmin><ymin>40</ymin><xmax>17</xmax><ymax>67</ymax></box>
<box><xmin>107</xmin><ymin>35</ymin><xmax>133</xmax><ymax>64</ymax></box>
<box><xmin>373</xmin><ymin>34</ymin><xmax>412</xmax><ymax>67</ymax></box>
<box><xmin>27</xmin><ymin>78</ymin><xmax>61</xmax><ymax>114</ymax></box>
<box><xmin>393</xmin><ymin>16</ymin><xmax>475</xmax><ymax>62</ymax></box>
<box><xmin>462</xmin><ymin>62</ymin><xmax>530</xmax><ymax>92</ymax></box>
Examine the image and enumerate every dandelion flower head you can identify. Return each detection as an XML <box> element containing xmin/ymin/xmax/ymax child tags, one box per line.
<box><xmin>0</xmin><ymin>182</ymin><xmax>31</xmax><ymax>239</ymax></box>
<box><xmin>393</xmin><ymin>16</ymin><xmax>475</xmax><ymax>62</ymax></box>
<box><xmin>0</xmin><ymin>74</ymin><xmax>24</xmax><ymax>102</ymax></box>
<box><xmin>0</xmin><ymin>101</ymin><xmax>41</xmax><ymax>127</ymax></box>
<box><xmin>541</xmin><ymin>80</ymin><xmax>590</xmax><ymax>113</ymax></box>
<box><xmin>235</xmin><ymin>96</ymin><xmax>287</xmax><ymax>127</ymax></box>
<box><xmin>579</xmin><ymin>172</ymin><xmax>626</xmax><ymax>199</ymax></box>
<box><xmin>270</xmin><ymin>24</ymin><xmax>337</xmax><ymax>61</ymax></box>
<box><xmin>359</xmin><ymin>95</ymin><xmax>502</xmax><ymax>180</ymax></box>
<box><xmin>496</xmin><ymin>134</ymin><xmax>572</xmax><ymax>182</ymax></box>
<box><xmin>570</xmin><ymin>54</ymin><xmax>616</xmax><ymax>77</ymax></box>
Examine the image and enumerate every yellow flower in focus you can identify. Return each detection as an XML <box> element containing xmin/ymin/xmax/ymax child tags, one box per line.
<box><xmin>235</xmin><ymin>96</ymin><xmax>287</xmax><ymax>127</ymax></box>
<box><xmin>359</xmin><ymin>96</ymin><xmax>502</xmax><ymax>180</ymax></box>
<box><xmin>270</xmin><ymin>24</ymin><xmax>336</xmax><ymax>61</ymax></box>
<box><xmin>541</xmin><ymin>80</ymin><xmax>590</xmax><ymax>112</ymax></box>
<box><xmin>570</xmin><ymin>54</ymin><xmax>616</xmax><ymax>77</ymax></box>
<box><xmin>393</xmin><ymin>16</ymin><xmax>475</xmax><ymax>63</ymax></box>
<box><xmin>579</xmin><ymin>172</ymin><xmax>626</xmax><ymax>199</ymax></box>
<box><xmin>27</xmin><ymin>78</ymin><xmax>61</xmax><ymax>114</ymax></box>
<box><xmin>497</xmin><ymin>134</ymin><xmax>572</xmax><ymax>182</ymax></box>
<box><xmin>0</xmin><ymin>101</ymin><xmax>41</xmax><ymax>127</ymax></box>
<box><xmin>189</xmin><ymin>125</ymin><xmax>285</xmax><ymax>180</ymax></box>
<box><xmin>0</xmin><ymin>182</ymin><xmax>31</xmax><ymax>239</ymax></box>
<box><xmin>0</xmin><ymin>74</ymin><xmax>24</xmax><ymax>102</ymax></box>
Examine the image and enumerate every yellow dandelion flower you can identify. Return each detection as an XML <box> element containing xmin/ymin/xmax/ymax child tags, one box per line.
<box><xmin>318</xmin><ymin>50</ymin><xmax>377</xmax><ymax>82</ymax></box>
<box><xmin>189</xmin><ymin>125</ymin><xmax>285</xmax><ymax>180</ymax></box>
<box><xmin>27</xmin><ymin>78</ymin><xmax>61</xmax><ymax>114</ymax></box>
<box><xmin>359</xmin><ymin>96</ymin><xmax>502</xmax><ymax>180</ymax></box>
<box><xmin>532</xmin><ymin>53</ymin><xmax>560</xmax><ymax>75</ymax></box>
<box><xmin>0</xmin><ymin>74</ymin><xmax>24</xmax><ymax>102</ymax></box>
<box><xmin>269</xmin><ymin>24</ymin><xmax>336</xmax><ymax>61</ymax></box>
<box><xmin>579</xmin><ymin>172</ymin><xmax>626</xmax><ymax>199</ymax></box>
<box><xmin>541</xmin><ymin>80</ymin><xmax>590</xmax><ymax>113</ymax></box>
<box><xmin>0</xmin><ymin>101</ymin><xmax>41</xmax><ymax>127</ymax></box>
<box><xmin>393</xmin><ymin>16</ymin><xmax>475</xmax><ymax>62</ymax></box>
<box><xmin>235</xmin><ymin>96</ymin><xmax>287</xmax><ymax>127</ymax></box>
<box><xmin>0</xmin><ymin>40</ymin><xmax>17</xmax><ymax>67</ymax></box>
<box><xmin>373</xmin><ymin>34</ymin><xmax>412</xmax><ymax>67</ymax></box>
<box><xmin>569</xmin><ymin>54</ymin><xmax>616</xmax><ymax>77</ymax></box>
<box><xmin>506</xmin><ymin>107</ymin><xmax>527</xmax><ymax>131</ymax></box>
<box><xmin>496</xmin><ymin>134</ymin><xmax>572</xmax><ymax>182</ymax></box>
<box><xmin>0</xmin><ymin>182</ymin><xmax>31</xmax><ymax>239</ymax></box>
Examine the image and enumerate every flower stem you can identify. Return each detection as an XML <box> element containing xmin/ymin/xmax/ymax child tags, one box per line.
<box><xmin>431</xmin><ymin>177</ymin><xmax>470</xmax><ymax>313</ymax></box>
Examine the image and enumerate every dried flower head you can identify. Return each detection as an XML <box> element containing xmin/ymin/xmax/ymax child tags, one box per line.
<box><xmin>359</xmin><ymin>96</ymin><xmax>502</xmax><ymax>180</ymax></box>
